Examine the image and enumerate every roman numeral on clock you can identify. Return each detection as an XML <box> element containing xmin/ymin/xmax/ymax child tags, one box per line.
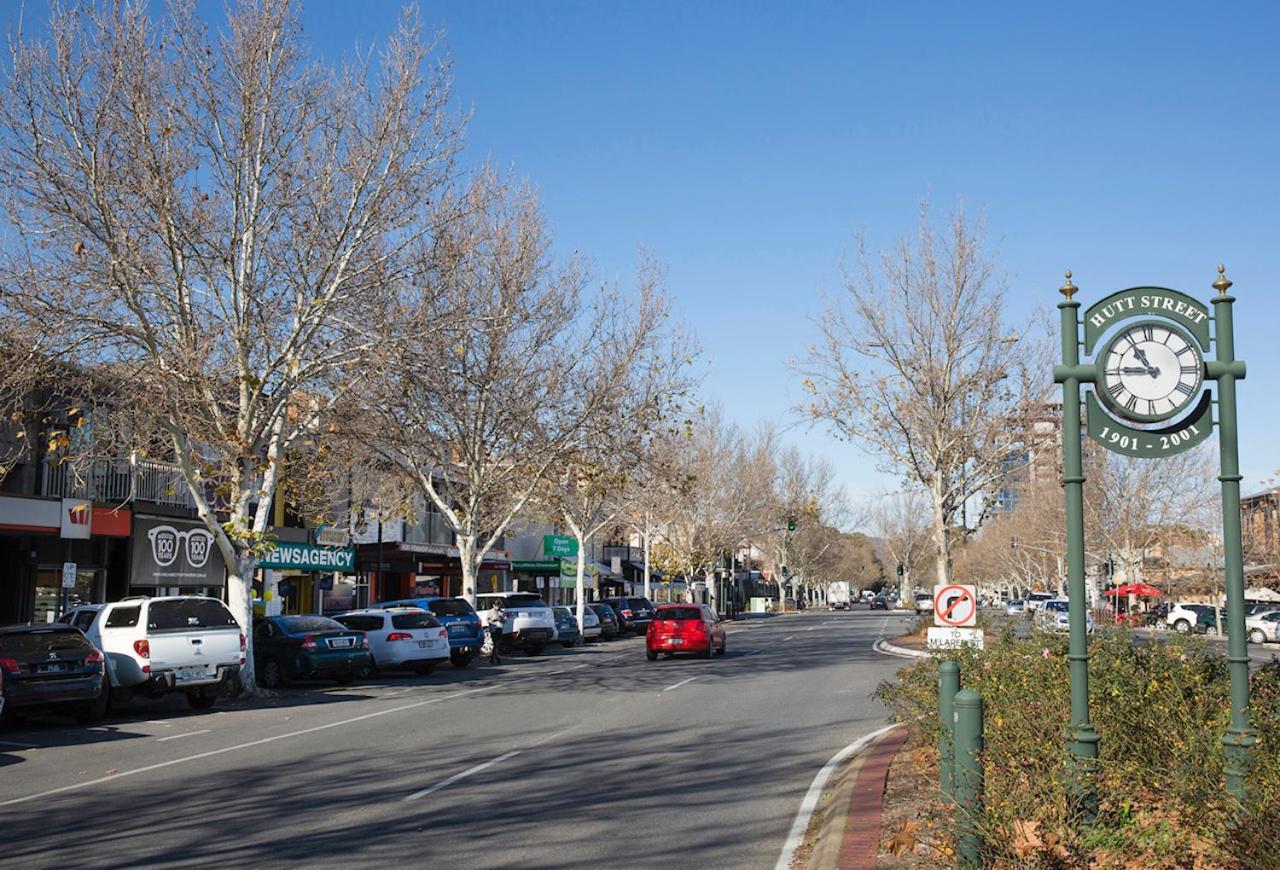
<box><xmin>1181</xmin><ymin>365</ymin><xmax>1199</xmax><ymax>375</ymax></box>
<box><xmin>1141</xmin><ymin>325</ymin><xmax>1153</xmax><ymax>341</ymax></box>
<box><xmin>1108</xmin><ymin>382</ymin><xmax>1124</xmax><ymax>398</ymax></box>
<box><xmin>1175</xmin><ymin>381</ymin><xmax>1195</xmax><ymax>396</ymax></box>
<box><xmin>1125</xmin><ymin>395</ymin><xmax>1138</xmax><ymax>412</ymax></box>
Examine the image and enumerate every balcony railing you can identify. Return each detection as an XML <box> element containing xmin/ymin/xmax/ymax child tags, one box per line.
<box><xmin>40</xmin><ymin>457</ymin><xmax>196</xmax><ymax>509</ymax></box>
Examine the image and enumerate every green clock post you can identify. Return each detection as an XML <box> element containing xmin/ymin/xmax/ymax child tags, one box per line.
<box><xmin>1055</xmin><ymin>266</ymin><xmax>1254</xmax><ymax>811</ymax></box>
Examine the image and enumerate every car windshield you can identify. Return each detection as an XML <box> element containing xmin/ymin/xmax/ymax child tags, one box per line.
<box><xmin>590</xmin><ymin>605</ymin><xmax>613</xmax><ymax>618</ymax></box>
<box><xmin>334</xmin><ymin>615</ymin><xmax>383</xmax><ymax>631</ymax></box>
<box><xmin>553</xmin><ymin>607</ymin><xmax>572</xmax><ymax>619</ymax></box>
<box><xmin>1045</xmin><ymin>601</ymin><xmax>1069</xmax><ymax>613</ymax></box>
<box><xmin>1009</xmin><ymin>600</ymin><xmax>1024</xmax><ymax>606</ymax></box>
<box><xmin>392</xmin><ymin>612</ymin><xmax>440</xmax><ymax>629</ymax></box>
<box><xmin>504</xmin><ymin>594</ymin><xmax>547</xmax><ymax>608</ymax></box>
<box><xmin>0</xmin><ymin>629</ymin><xmax>92</xmax><ymax>654</ymax></box>
<box><xmin>427</xmin><ymin>599</ymin><xmax>473</xmax><ymax>616</ymax></box>
<box><xmin>657</xmin><ymin>607</ymin><xmax>702</xmax><ymax>620</ymax></box>
<box><xmin>279</xmin><ymin>616</ymin><xmax>347</xmax><ymax>633</ymax></box>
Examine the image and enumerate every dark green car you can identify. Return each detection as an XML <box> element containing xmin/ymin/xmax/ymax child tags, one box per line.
<box><xmin>252</xmin><ymin>615</ymin><xmax>372</xmax><ymax>688</ymax></box>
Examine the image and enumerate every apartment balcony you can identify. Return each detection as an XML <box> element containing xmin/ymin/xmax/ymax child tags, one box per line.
<box><xmin>40</xmin><ymin>457</ymin><xmax>196</xmax><ymax>509</ymax></box>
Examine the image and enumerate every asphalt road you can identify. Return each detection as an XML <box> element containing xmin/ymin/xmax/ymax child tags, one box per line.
<box><xmin>0</xmin><ymin>609</ymin><xmax>916</xmax><ymax>870</ymax></box>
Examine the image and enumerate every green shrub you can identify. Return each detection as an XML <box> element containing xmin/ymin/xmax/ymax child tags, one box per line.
<box><xmin>875</xmin><ymin>628</ymin><xmax>1280</xmax><ymax>867</ymax></box>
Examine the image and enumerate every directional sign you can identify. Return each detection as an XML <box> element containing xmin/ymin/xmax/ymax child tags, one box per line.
<box><xmin>927</xmin><ymin>627</ymin><xmax>985</xmax><ymax>650</ymax></box>
<box><xmin>933</xmin><ymin>583</ymin><xmax>977</xmax><ymax>627</ymax></box>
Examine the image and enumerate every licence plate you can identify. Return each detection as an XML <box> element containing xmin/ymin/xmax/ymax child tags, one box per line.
<box><xmin>670</xmin><ymin>638</ymin><xmax>684</xmax><ymax>645</ymax></box>
<box><xmin>328</xmin><ymin>638</ymin><xmax>353</xmax><ymax>649</ymax></box>
<box><xmin>417</xmin><ymin>640</ymin><xmax>437</xmax><ymax>649</ymax></box>
<box><xmin>38</xmin><ymin>662</ymin><xmax>67</xmax><ymax>673</ymax></box>
<box><xmin>175</xmin><ymin>666</ymin><xmax>210</xmax><ymax>682</ymax></box>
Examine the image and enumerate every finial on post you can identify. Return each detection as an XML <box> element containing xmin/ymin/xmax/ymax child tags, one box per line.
<box><xmin>1059</xmin><ymin>269</ymin><xmax>1077</xmax><ymax>300</ymax></box>
<box><xmin>1213</xmin><ymin>264</ymin><xmax>1233</xmax><ymax>296</ymax></box>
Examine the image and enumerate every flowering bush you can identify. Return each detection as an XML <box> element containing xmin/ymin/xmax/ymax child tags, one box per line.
<box><xmin>875</xmin><ymin>626</ymin><xmax>1280</xmax><ymax>867</ymax></box>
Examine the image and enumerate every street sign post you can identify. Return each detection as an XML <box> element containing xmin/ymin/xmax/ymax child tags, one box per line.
<box><xmin>933</xmin><ymin>584</ymin><xmax>977</xmax><ymax>628</ymax></box>
<box><xmin>61</xmin><ymin>561</ymin><xmax>77</xmax><ymax>589</ymax></box>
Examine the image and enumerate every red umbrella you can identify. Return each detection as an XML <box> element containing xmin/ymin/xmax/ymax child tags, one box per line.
<box><xmin>1104</xmin><ymin>582</ymin><xmax>1163</xmax><ymax>598</ymax></box>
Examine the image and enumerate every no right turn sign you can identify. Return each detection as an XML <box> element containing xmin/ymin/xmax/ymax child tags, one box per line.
<box><xmin>933</xmin><ymin>584</ymin><xmax>977</xmax><ymax>627</ymax></box>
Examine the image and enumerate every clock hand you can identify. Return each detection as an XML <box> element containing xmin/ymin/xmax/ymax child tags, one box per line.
<box><xmin>1120</xmin><ymin>367</ymin><xmax>1152</xmax><ymax>375</ymax></box>
<box><xmin>1134</xmin><ymin>346</ymin><xmax>1154</xmax><ymax>368</ymax></box>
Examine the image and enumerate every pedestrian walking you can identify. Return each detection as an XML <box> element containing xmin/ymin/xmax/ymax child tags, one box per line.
<box><xmin>486</xmin><ymin>601</ymin><xmax>505</xmax><ymax>664</ymax></box>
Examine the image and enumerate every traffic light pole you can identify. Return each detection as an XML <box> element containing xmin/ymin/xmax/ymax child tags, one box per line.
<box><xmin>1054</xmin><ymin>273</ymin><xmax>1100</xmax><ymax>822</ymax></box>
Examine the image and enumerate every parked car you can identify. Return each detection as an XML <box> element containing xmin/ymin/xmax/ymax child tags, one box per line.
<box><xmin>475</xmin><ymin>592</ymin><xmax>556</xmax><ymax>656</ymax></box>
<box><xmin>1244</xmin><ymin>602</ymin><xmax>1280</xmax><ymax>618</ymax></box>
<box><xmin>380</xmin><ymin>597</ymin><xmax>485</xmax><ymax>668</ymax></box>
<box><xmin>869</xmin><ymin>593</ymin><xmax>889</xmax><ymax>611</ymax></box>
<box><xmin>1036</xmin><ymin>598</ymin><xmax>1094</xmax><ymax>634</ymax></box>
<box><xmin>332</xmin><ymin>608</ymin><xmax>449</xmax><ymax>675</ymax></box>
<box><xmin>567</xmin><ymin>604</ymin><xmax>602</xmax><ymax>640</ymax></box>
<box><xmin>589</xmin><ymin>603</ymin><xmax>620</xmax><ymax>639</ymax></box>
<box><xmin>0</xmin><ymin>624</ymin><xmax>108</xmax><ymax>724</ymax></box>
<box><xmin>252</xmin><ymin>615</ymin><xmax>370</xmax><ymax>688</ymax></box>
<box><xmin>646</xmin><ymin>604</ymin><xmax>726</xmax><ymax>660</ymax></box>
<box><xmin>1004</xmin><ymin>599</ymin><xmax>1027</xmax><ymax>616</ymax></box>
<box><xmin>61</xmin><ymin>596</ymin><xmax>244</xmax><ymax>710</ymax></box>
<box><xmin>1025</xmin><ymin>592</ymin><xmax>1055</xmax><ymax>612</ymax></box>
<box><xmin>1194</xmin><ymin>606</ymin><xmax>1227</xmax><ymax>636</ymax></box>
<box><xmin>1245</xmin><ymin>610</ymin><xmax>1280</xmax><ymax>644</ymax></box>
<box><xmin>552</xmin><ymin>607</ymin><xmax>582</xmax><ymax>648</ymax></box>
<box><xmin>603</xmin><ymin>596</ymin><xmax>656</xmax><ymax>635</ymax></box>
<box><xmin>1166</xmin><ymin>602</ymin><xmax>1211</xmax><ymax>633</ymax></box>
<box><xmin>913</xmin><ymin>592</ymin><xmax>933</xmax><ymax>614</ymax></box>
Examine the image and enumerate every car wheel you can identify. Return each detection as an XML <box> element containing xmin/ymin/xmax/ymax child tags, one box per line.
<box><xmin>450</xmin><ymin>650</ymin><xmax>473</xmax><ymax>669</ymax></box>
<box><xmin>1174</xmin><ymin>619</ymin><xmax>1191</xmax><ymax>634</ymax></box>
<box><xmin>702</xmin><ymin>637</ymin><xmax>714</xmax><ymax>659</ymax></box>
<box><xmin>1249</xmin><ymin>628</ymin><xmax>1266</xmax><ymax>645</ymax></box>
<box><xmin>76</xmin><ymin>685</ymin><xmax>110</xmax><ymax>725</ymax></box>
<box><xmin>525</xmin><ymin>645</ymin><xmax>544</xmax><ymax>657</ymax></box>
<box><xmin>646</xmin><ymin>650</ymin><xmax>658</xmax><ymax>661</ymax></box>
<box><xmin>259</xmin><ymin>659</ymin><xmax>287</xmax><ymax>689</ymax></box>
<box><xmin>186</xmin><ymin>688</ymin><xmax>217</xmax><ymax>710</ymax></box>
<box><xmin>1205</xmin><ymin>625</ymin><xmax>1219</xmax><ymax>637</ymax></box>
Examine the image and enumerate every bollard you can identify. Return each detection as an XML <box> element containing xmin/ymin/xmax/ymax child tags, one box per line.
<box><xmin>953</xmin><ymin>688</ymin><xmax>985</xmax><ymax>867</ymax></box>
<box><xmin>939</xmin><ymin>661</ymin><xmax>960</xmax><ymax>803</ymax></box>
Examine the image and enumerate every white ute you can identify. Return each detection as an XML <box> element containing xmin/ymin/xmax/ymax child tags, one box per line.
<box><xmin>62</xmin><ymin>596</ymin><xmax>245</xmax><ymax>710</ymax></box>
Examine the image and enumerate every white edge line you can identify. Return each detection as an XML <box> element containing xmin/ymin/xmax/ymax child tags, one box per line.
<box><xmin>0</xmin><ymin>685</ymin><xmax>490</xmax><ymax>808</ymax></box>
<box><xmin>783</xmin><ymin>635</ymin><xmax>794</xmax><ymax>641</ymax></box>
<box><xmin>662</xmin><ymin>676</ymin><xmax>699</xmax><ymax>693</ymax></box>
<box><xmin>773</xmin><ymin>723</ymin><xmax>902</xmax><ymax>870</ymax></box>
<box><xmin>156</xmin><ymin>729</ymin><xmax>211</xmax><ymax>743</ymax></box>
<box><xmin>403</xmin><ymin>749</ymin><xmax>520</xmax><ymax>802</ymax></box>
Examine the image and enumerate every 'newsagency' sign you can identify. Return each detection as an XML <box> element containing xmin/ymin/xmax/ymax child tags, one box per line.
<box><xmin>259</xmin><ymin>543</ymin><xmax>356</xmax><ymax>573</ymax></box>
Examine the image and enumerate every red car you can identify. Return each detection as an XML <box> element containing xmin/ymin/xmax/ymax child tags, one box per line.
<box><xmin>646</xmin><ymin>604</ymin><xmax>726</xmax><ymax>659</ymax></box>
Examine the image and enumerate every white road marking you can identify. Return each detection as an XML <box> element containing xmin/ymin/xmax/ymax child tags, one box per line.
<box><xmin>662</xmin><ymin>676</ymin><xmax>699</xmax><ymax>693</ymax></box>
<box><xmin>783</xmin><ymin>635</ymin><xmax>794</xmax><ymax>641</ymax></box>
<box><xmin>527</xmin><ymin>724</ymin><xmax>581</xmax><ymax>747</ymax></box>
<box><xmin>0</xmin><ymin>740</ymin><xmax>36</xmax><ymax>749</ymax></box>
<box><xmin>774</xmin><ymin>723</ymin><xmax>903</xmax><ymax>870</ymax></box>
<box><xmin>144</xmin><ymin>720</ymin><xmax>171</xmax><ymax>726</ymax></box>
<box><xmin>403</xmin><ymin>750</ymin><xmax>520</xmax><ymax>802</ymax></box>
<box><xmin>0</xmin><ymin>685</ymin><xmax>491</xmax><ymax>808</ymax></box>
<box><xmin>156</xmin><ymin>729</ymin><xmax>211</xmax><ymax>743</ymax></box>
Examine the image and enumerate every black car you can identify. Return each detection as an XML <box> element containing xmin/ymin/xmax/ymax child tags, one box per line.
<box><xmin>252</xmin><ymin>615</ymin><xmax>371</xmax><ymax>688</ymax></box>
<box><xmin>602</xmin><ymin>596</ymin><xmax>656</xmax><ymax>635</ymax></box>
<box><xmin>869</xmin><ymin>593</ymin><xmax>889</xmax><ymax>611</ymax></box>
<box><xmin>588</xmin><ymin>603</ymin><xmax>620</xmax><ymax>639</ymax></box>
<box><xmin>0</xmin><ymin>624</ymin><xmax>108</xmax><ymax>725</ymax></box>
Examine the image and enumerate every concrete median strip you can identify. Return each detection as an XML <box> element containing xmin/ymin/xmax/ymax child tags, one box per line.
<box><xmin>873</xmin><ymin>638</ymin><xmax>930</xmax><ymax>659</ymax></box>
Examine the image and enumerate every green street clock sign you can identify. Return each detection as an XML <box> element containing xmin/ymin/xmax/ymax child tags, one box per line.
<box><xmin>1053</xmin><ymin>266</ymin><xmax>1254</xmax><ymax>814</ymax></box>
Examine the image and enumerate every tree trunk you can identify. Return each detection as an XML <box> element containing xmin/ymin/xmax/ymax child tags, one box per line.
<box><xmin>929</xmin><ymin>475</ymin><xmax>952</xmax><ymax>586</ymax></box>
<box><xmin>574</xmin><ymin>529</ymin><xmax>587</xmax><ymax>632</ymax></box>
<box><xmin>230</xmin><ymin>552</ymin><xmax>258</xmax><ymax>694</ymax></box>
<box><xmin>642</xmin><ymin>522</ymin><xmax>652</xmax><ymax>601</ymax></box>
<box><xmin>458</xmin><ymin>534</ymin><xmax>480</xmax><ymax>606</ymax></box>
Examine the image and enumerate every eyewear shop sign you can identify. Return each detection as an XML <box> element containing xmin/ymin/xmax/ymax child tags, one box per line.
<box><xmin>131</xmin><ymin>517</ymin><xmax>226</xmax><ymax>587</ymax></box>
<box><xmin>259</xmin><ymin>543</ymin><xmax>356</xmax><ymax>573</ymax></box>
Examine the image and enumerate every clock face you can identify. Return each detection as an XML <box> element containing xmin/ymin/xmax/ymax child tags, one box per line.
<box><xmin>1098</xmin><ymin>321</ymin><xmax>1203</xmax><ymax>423</ymax></box>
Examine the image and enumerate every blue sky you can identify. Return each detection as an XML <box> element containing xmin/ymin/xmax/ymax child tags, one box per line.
<box><xmin>13</xmin><ymin>1</ymin><xmax>1280</xmax><ymax>503</ymax></box>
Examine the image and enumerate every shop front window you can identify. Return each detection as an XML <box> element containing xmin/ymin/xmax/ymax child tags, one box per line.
<box><xmin>322</xmin><ymin>575</ymin><xmax>358</xmax><ymax>615</ymax></box>
<box><xmin>34</xmin><ymin>567</ymin><xmax>97</xmax><ymax>624</ymax></box>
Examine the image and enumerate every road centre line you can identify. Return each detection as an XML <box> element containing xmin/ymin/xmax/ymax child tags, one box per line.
<box><xmin>0</xmin><ymin>685</ymin><xmax>491</xmax><ymax>808</ymax></box>
<box><xmin>403</xmin><ymin>749</ymin><xmax>520</xmax><ymax>801</ymax></box>
<box><xmin>156</xmin><ymin>729</ymin><xmax>211</xmax><ymax>743</ymax></box>
<box><xmin>662</xmin><ymin>676</ymin><xmax>699</xmax><ymax>693</ymax></box>
<box><xmin>783</xmin><ymin>635</ymin><xmax>794</xmax><ymax>641</ymax></box>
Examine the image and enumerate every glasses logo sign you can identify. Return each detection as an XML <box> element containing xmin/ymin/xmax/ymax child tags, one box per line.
<box><xmin>147</xmin><ymin>525</ymin><xmax>214</xmax><ymax>568</ymax></box>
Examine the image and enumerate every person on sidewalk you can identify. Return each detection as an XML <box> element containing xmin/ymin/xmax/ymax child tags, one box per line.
<box><xmin>486</xmin><ymin>601</ymin><xmax>505</xmax><ymax>664</ymax></box>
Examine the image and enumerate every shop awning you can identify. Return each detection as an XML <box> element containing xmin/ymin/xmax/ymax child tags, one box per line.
<box><xmin>625</xmin><ymin>561</ymin><xmax>662</xmax><ymax>579</ymax></box>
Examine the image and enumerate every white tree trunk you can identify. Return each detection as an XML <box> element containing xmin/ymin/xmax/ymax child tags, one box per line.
<box><xmin>642</xmin><ymin>523</ymin><xmax>652</xmax><ymax>601</ymax></box>
<box><xmin>458</xmin><ymin>534</ymin><xmax>480</xmax><ymax>606</ymax></box>
<box><xmin>929</xmin><ymin>476</ymin><xmax>952</xmax><ymax>586</ymax></box>
<box><xmin>230</xmin><ymin>552</ymin><xmax>257</xmax><ymax>691</ymax></box>
<box><xmin>575</xmin><ymin>537</ymin><xmax>587</xmax><ymax>633</ymax></box>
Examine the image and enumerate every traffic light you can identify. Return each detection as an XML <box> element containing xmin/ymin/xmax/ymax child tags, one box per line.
<box><xmin>896</xmin><ymin>563</ymin><xmax>904</xmax><ymax>578</ymax></box>
<box><xmin>786</xmin><ymin>514</ymin><xmax>797</xmax><ymax>532</ymax></box>
<box><xmin>780</xmin><ymin>565</ymin><xmax>789</xmax><ymax>577</ymax></box>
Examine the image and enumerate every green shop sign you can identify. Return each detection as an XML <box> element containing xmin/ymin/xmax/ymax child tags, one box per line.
<box><xmin>512</xmin><ymin>560</ymin><xmax>560</xmax><ymax>573</ymax></box>
<box><xmin>260</xmin><ymin>543</ymin><xmax>355</xmax><ymax>573</ymax></box>
<box><xmin>543</xmin><ymin>535</ymin><xmax>578</xmax><ymax>558</ymax></box>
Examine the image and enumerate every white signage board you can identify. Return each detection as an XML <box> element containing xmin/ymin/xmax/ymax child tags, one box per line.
<box><xmin>927</xmin><ymin>627</ymin><xmax>985</xmax><ymax>650</ymax></box>
<box><xmin>933</xmin><ymin>583</ymin><xmax>978</xmax><ymax>627</ymax></box>
<box><xmin>61</xmin><ymin>561</ymin><xmax>78</xmax><ymax>589</ymax></box>
<box><xmin>60</xmin><ymin>498</ymin><xmax>93</xmax><ymax>540</ymax></box>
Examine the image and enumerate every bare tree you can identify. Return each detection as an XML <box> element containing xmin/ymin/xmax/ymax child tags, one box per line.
<box><xmin>798</xmin><ymin>203</ymin><xmax>1051</xmax><ymax>586</ymax></box>
<box><xmin>358</xmin><ymin>172</ymin><xmax>673</xmax><ymax>606</ymax></box>
<box><xmin>0</xmin><ymin>2</ymin><xmax>459</xmax><ymax>687</ymax></box>
<box><xmin>760</xmin><ymin>445</ymin><xmax>852</xmax><ymax>605</ymax></box>
<box><xmin>869</xmin><ymin>489</ymin><xmax>932</xmax><ymax>602</ymax></box>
